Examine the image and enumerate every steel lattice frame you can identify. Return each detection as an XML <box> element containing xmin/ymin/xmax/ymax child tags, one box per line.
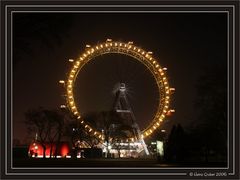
<box><xmin>63</xmin><ymin>40</ymin><xmax>174</xmax><ymax>140</ymax></box>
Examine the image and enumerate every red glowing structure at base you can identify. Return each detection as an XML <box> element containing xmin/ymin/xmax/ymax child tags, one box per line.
<box><xmin>28</xmin><ymin>141</ymin><xmax>70</xmax><ymax>158</ymax></box>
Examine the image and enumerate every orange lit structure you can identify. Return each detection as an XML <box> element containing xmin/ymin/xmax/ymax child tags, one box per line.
<box><xmin>28</xmin><ymin>141</ymin><xmax>70</xmax><ymax>158</ymax></box>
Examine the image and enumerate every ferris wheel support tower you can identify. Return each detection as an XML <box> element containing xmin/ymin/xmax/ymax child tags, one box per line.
<box><xmin>113</xmin><ymin>83</ymin><xmax>149</xmax><ymax>155</ymax></box>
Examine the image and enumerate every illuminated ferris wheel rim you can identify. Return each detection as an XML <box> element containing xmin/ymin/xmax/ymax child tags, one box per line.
<box><xmin>61</xmin><ymin>39</ymin><xmax>175</xmax><ymax>140</ymax></box>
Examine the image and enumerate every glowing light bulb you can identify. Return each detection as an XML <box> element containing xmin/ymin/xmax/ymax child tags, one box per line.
<box><xmin>60</xmin><ymin>105</ymin><xmax>66</xmax><ymax>109</ymax></box>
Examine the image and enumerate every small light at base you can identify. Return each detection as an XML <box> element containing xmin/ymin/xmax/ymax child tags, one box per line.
<box><xmin>60</xmin><ymin>105</ymin><xmax>66</xmax><ymax>109</ymax></box>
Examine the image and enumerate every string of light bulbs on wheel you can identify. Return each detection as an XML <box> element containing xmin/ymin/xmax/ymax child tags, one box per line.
<box><xmin>59</xmin><ymin>39</ymin><xmax>175</xmax><ymax>141</ymax></box>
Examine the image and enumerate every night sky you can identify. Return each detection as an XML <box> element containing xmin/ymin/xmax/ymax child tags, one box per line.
<box><xmin>13</xmin><ymin>13</ymin><xmax>227</xmax><ymax>143</ymax></box>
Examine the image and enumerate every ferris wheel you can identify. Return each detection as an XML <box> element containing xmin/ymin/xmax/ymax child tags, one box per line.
<box><xmin>59</xmin><ymin>39</ymin><xmax>175</xmax><ymax>141</ymax></box>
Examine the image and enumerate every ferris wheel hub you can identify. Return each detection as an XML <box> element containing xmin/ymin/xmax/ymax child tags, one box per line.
<box><xmin>119</xmin><ymin>83</ymin><xmax>126</xmax><ymax>92</ymax></box>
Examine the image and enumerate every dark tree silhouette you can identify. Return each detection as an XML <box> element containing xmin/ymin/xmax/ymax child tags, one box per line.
<box><xmin>81</xmin><ymin>110</ymin><xmax>135</xmax><ymax>158</ymax></box>
<box><xmin>164</xmin><ymin>124</ymin><xmax>187</xmax><ymax>162</ymax></box>
<box><xmin>44</xmin><ymin>110</ymin><xmax>64</xmax><ymax>158</ymax></box>
<box><xmin>99</xmin><ymin>111</ymin><xmax>135</xmax><ymax>158</ymax></box>
<box><xmin>25</xmin><ymin>107</ymin><xmax>64</xmax><ymax>158</ymax></box>
<box><xmin>64</xmin><ymin>115</ymin><xmax>101</xmax><ymax>158</ymax></box>
<box><xmin>194</xmin><ymin>61</ymin><xmax>227</xmax><ymax>162</ymax></box>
